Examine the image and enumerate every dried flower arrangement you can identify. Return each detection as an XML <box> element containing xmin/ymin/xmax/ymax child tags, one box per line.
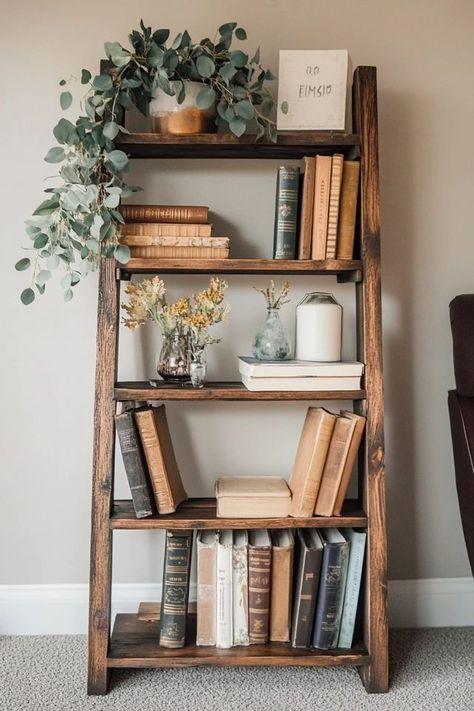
<box><xmin>254</xmin><ymin>280</ymin><xmax>291</xmax><ymax>309</ymax></box>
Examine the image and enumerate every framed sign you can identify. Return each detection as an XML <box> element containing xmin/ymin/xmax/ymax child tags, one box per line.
<box><xmin>277</xmin><ymin>50</ymin><xmax>350</xmax><ymax>131</ymax></box>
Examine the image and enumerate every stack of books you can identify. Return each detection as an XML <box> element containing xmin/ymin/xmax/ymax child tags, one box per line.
<box><xmin>238</xmin><ymin>357</ymin><xmax>364</xmax><ymax>392</ymax></box>
<box><xmin>157</xmin><ymin>525</ymin><xmax>366</xmax><ymax>651</ymax></box>
<box><xmin>119</xmin><ymin>204</ymin><xmax>230</xmax><ymax>259</ymax></box>
<box><xmin>272</xmin><ymin>155</ymin><xmax>360</xmax><ymax>261</ymax></box>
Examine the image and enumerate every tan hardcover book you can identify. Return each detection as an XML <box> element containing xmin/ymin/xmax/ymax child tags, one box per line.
<box><xmin>332</xmin><ymin>411</ymin><xmax>366</xmax><ymax>515</ymax></box>
<box><xmin>196</xmin><ymin>530</ymin><xmax>217</xmax><ymax>646</ymax></box>
<box><xmin>288</xmin><ymin>407</ymin><xmax>337</xmax><ymax>517</ymax></box>
<box><xmin>314</xmin><ymin>415</ymin><xmax>358</xmax><ymax>516</ymax></box>
<box><xmin>325</xmin><ymin>154</ymin><xmax>344</xmax><ymax>259</ymax></box>
<box><xmin>133</xmin><ymin>405</ymin><xmax>188</xmax><ymax>514</ymax></box>
<box><xmin>336</xmin><ymin>161</ymin><xmax>360</xmax><ymax>259</ymax></box>
<box><xmin>297</xmin><ymin>157</ymin><xmax>316</xmax><ymax>259</ymax></box>
<box><xmin>270</xmin><ymin>529</ymin><xmax>294</xmax><ymax>642</ymax></box>
<box><xmin>120</xmin><ymin>204</ymin><xmax>209</xmax><ymax>223</ymax></box>
<box><xmin>215</xmin><ymin>477</ymin><xmax>291</xmax><ymax>518</ymax></box>
<box><xmin>122</xmin><ymin>235</ymin><xmax>226</xmax><ymax>247</ymax></box>
<box><xmin>121</xmin><ymin>222</ymin><xmax>212</xmax><ymax>237</ymax></box>
<box><xmin>311</xmin><ymin>155</ymin><xmax>332</xmax><ymax>259</ymax></box>
<box><xmin>129</xmin><ymin>245</ymin><xmax>230</xmax><ymax>259</ymax></box>
<box><xmin>248</xmin><ymin>529</ymin><xmax>272</xmax><ymax>644</ymax></box>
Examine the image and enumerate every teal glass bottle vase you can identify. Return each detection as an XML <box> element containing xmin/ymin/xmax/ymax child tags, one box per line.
<box><xmin>253</xmin><ymin>307</ymin><xmax>291</xmax><ymax>361</ymax></box>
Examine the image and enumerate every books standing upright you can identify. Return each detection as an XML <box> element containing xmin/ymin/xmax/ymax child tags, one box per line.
<box><xmin>232</xmin><ymin>530</ymin><xmax>250</xmax><ymax>646</ymax></box>
<box><xmin>248</xmin><ymin>530</ymin><xmax>272</xmax><ymax>644</ymax></box>
<box><xmin>312</xmin><ymin>529</ymin><xmax>350</xmax><ymax>649</ymax></box>
<box><xmin>273</xmin><ymin>166</ymin><xmax>300</xmax><ymax>259</ymax></box>
<box><xmin>216</xmin><ymin>530</ymin><xmax>233</xmax><ymax>649</ymax></box>
<box><xmin>311</xmin><ymin>155</ymin><xmax>332</xmax><ymax>259</ymax></box>
<box><xmin>159</xmin><ymin>529</ymin><xmax>193</xmax><ymax>648</ymax></box>
<box><xmin>336</xmin><ymin>161</ymin><xmax>360</xmax><ymax>259</ymax></box>
<box><xmin>115</xmin><ymin>410</ymin><xmax>154</xmax><ymax>518</ymax></box>
<box><xmin>196</xmin><ymin>530</ymin><xmax>217</xmax><ymax>646</ymax></box>
<box><xmin>298</xmin><ymin>157</ymin><xmax>316</xmax><ymax>259</ymax></box>
<box><xmin>291</xmin><ymin>528</ymin><xmax>324</xmax><ymax>648</ymax></box>
<box><xmin>270</xmin><ymin>529</ymin><xmax>294</xmax><ymax>642</ymax></box>
<box><xmin>314</xmin><ymin>414</ymin><xmax>359</xmax><ymax>517</ymax></box>
<box><xmin>332</xmin><ymin>411</ymin><xmax>367</xmax><ymax>515</ymax></box>
<box><xmin>325</xmin><ymin>154</ymin><xmax>344</xmax><ymax>258</ymax></box>
<box><xmin>338</xmin><ymin>529</ymin><xmax>367</xmax><ymax>648</ymax></box>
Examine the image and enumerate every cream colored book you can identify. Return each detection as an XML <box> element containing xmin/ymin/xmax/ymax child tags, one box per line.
<box><xmin>216</xmin><ymin>530</ymin><xmax>233</xmax><ymax>649</ymax></box>
<box><xmin>311</xmin><ymin>155</ymin><xmax>332</xmax><ymax>259</ymax></box>
<box><xmin>121</xmin><ymin>235</ymin><xmax>228</xmax><ymax>247</ymax></box>
<box><xmin>298</xmin><ymin>157</ymin><xmax>316</xmax><ymax>259</ymax></box>
<box><xmin>325</xmin><ymin>154</ymin><xmax>344</xmax><ymax>258</ymax></box>
<box><xmin>332</xmin><ymin>411</ymin><xmax>366</xmax><ymax>515</ymax></box>
<box><xmin>288</xmin><ymin>407</ymin><xmax>337</xmax><ymax>517</ymax></box>
<box><xmin>121</xmin><ymin>222</ymin><xmax>212</xmax><ymax>237</ymax></box>
<box><xmin>129</xmin><ymin>244</ymin><xmax>229</xmax><ymax>259</ymax></box>
<box><xmin>270</xmin><ymin>529</ymin><xmax>294</xmax><ymax>642</ymax></box>
<box><xmin>215</xmin><ymin>477</ymin><xmax>291</xmax><ymax>518</ymax></box>
<box><xmin>232</xmin><ymin>530</ymin><xmax>249</xmax><ymax>646</ymax></box>
<box><xmin>314</xmin><ymin>415</ymin><xmax>358</xmax><ymax>516</ymax></box>
<box><xmin>196</xmin><ymin>530</ymin><xmax>217</xmax><ymax>646</ymax></box>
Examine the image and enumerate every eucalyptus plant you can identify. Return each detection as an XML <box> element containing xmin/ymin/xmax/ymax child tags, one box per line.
<box><xmin>16</xmin><ymin>21</ymin><xmax>276</xmax><ymax>304</ymax></box>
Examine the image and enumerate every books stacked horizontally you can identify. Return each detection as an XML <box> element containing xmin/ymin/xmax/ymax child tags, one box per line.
<box><xmin>238</xmin><ymin>357</ymin><xmax>364</xmax><ymax>392</ymax></box>
<box><xmin>157</xmin><ymin>525</ymin><xmax>366</xmax><ymax>651</ymax></box>
<box><xmin>272</xmin><ymin>156</ymin><xmax>360</xmax><ymax>260</ymax></box>
<box><xmin>115</xmin><ymin>404</ymin><xmax>188</xmax><ymax>518</ymax></box>
<box><xmin>119</xmin><ymin>204</ymin><xmax>230</xmax><ymax>259</ymax></box>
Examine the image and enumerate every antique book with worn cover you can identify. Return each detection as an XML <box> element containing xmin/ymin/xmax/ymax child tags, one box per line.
<box><xmin>270</xmin><ymin>529</ymin><xmax>294</xmax><ymax>642</ymax></box>
<box><xmin>215</xmin><ymin>477</ymin><xmax>291</xmax><ymax>518</ymax></box>
<box><xmin>325</xmin><ymin>154</ymin><xmax>344</xmax><ymax>259</ymax></box>
<box><xmin>312</xmin><ymin>528</ymin><xmax>350</xmax><ymax>649</ymax></box>
<box><xmin>134</xmin><ymin>405</ymin><xmax>187</xmax><ymax>515</ymax></box>
<box><xmin>314</xmin><ymin>414</ymin><xmax>358</xmax><ymax>517</ymax></box>
<box><xmin>332</xmin><ymin>411</ymin><xmax>366</xmax><ymax>515</ymax></box>
<box><xmin>338</xmin><ymin>528</ymin><xmax>366</xmax><ymax>648</ymax></box>
<box><xmin>273</xmin><ymin>166</ymin><xmax>300</xmax><ymax>259</ymax></box>
<box><xmin>115</xmin><ymin>410</ymin><xmax>154</xmax><ymax>518</ymax></box>
<box><xmin>232</xmin><ymin>530</ymin><xmax>249</xmax><ymax>646</ymax></box>
<box><xmin>120</xmin><ymin>204</ymin><xmax>209</xmax><ymax>223</ymax></box>
<box><xmin>311</xmin><ymin>155</ymin><xmax>332</xmax><ymax>259</ymax></box>
<box><xmin>241</xmin><ymin>375</ymin><xmax>361</xmax><ymax>392</ymax></box>
<box><xmin>291</xmin><ymin>528</ymin><xmax>324</xmax><ymax>648</ymax></box>
<box><xmin>298</xmin><ymin>157</ymin><xmax>316</xmax><ymax>259</ymax></box>
<box><xmin>121</xmin><ymin>222</ymin><xmax>212</xmax><ymax>237</ymax></box>
<box><xmin>129</xmin><ymin>244</ymin><xmax>230</xmax><ymax>259</ymax></box>
<box><xmin>288</xmin><ymin>408</ymin><xmax>337</xmax><ymax>517</ymax></box>
<box><xmin>336</xmin><ymin>161</ymin><xmax>360</xmax><ymax>259</ymax></box>
<box><xmin>196</xmin><ymin>530</ymin><xmax>217</xmax><ymax>646</ymax></box>
<box><xmin>159</xmin><ymin>529</ymin><xmax>193</xmax><ymax>648</ymax></box>
<box><xmin>248</xmin><ymin>529</ymin><xmax>272</xmax><ymax>644</ymax></box>
<box><xmin>216</xmin><ymin>530</ymin><xmax>233</xmax><ymax>649</ymax></box>
<box><xmin>238</xmin><ymin>357</ymin><xmax>364</xmax><ymax>379</ymax></box>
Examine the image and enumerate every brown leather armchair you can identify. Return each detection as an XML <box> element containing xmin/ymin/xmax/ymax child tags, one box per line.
<box><xmin>448</xmin><ymin>294</ymin><xmax>474</xmax><ymax>575</ymax></box>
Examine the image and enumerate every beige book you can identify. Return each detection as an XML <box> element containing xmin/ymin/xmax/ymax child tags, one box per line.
<box><xmin>121</xmin><ymin>235</ymin><xmax>226</xmax><ymax>247</ymax></box>
<box><xmin>133</xmin><ymin>405</ymin><xmax>188</xmax><ymax>514</ymax></box>
<box><xmin>121</xmin><ymin>222</ymin><xmax>212</xmax><ymax>237</ymax></box>
<box><xmin>314</xmin><ymin>415</ymin><xmax>358</xmax><ymax>516</ymax></box>
<box><xmin>332</xmin><ymin>411</ymin><xmax>366</xmax><ymax>515</ymax></box>
<box><xmin>196</xmin><ymin>530</ymin><xmax>217</xmax><ymax>646</ymax></box>
<box><xmin>288</xmin><ymin>407</ymin><xmax>337</xmax><ymax>517</ymax></box>
<box><xmin>298</xmin><ymin>157</ymin><xmax>316</xmax><ymax>259</ymax></box>
<box><xmin>129</xmin><ymin>245</ymin><xmax>230</xmax><ymax>259</ymax></box>
<box><xmin>215</xmin><ymin>477</ymin><xmax>291</xmax><ymax>518</ymax></box>
<box><xmin>311</xmin><ymin>155</ymin><xmax>332</xmax><ymax>259</ymax></box>
<box><xmin>336</xmin><ymin>161</ymin><xmax>360</xmax><ymax>259</ymax></box>
<box><xmin>325</xmin><ymin>154</ymin><xmax>344</xmax><ymax>259</ymax></box>
<box><xmin>270</xmin><ymin>529</ymin><xmax>294</xmax><ymax>642</ymax></box>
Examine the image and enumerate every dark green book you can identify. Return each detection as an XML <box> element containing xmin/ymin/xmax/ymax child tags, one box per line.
<box><xmin>159</xmin><ymin>529</ymin><xmax>193</xmax><ymax>648</ymax></box>
<box><xmin>115</xmin><ymin>410</ymin><xmax>154</xmax><ymax>519</ymax></box>
<box><xmin>273</xmin><ymin>166</ymin><xmax>300</xmax><ymax>259</ymax></box>
<box><xmin>312</xmin><ymin>528</ymin><xmax>350</xmax><ymax>649</ymax></box>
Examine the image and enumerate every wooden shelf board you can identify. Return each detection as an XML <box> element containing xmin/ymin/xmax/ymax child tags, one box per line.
<box><xmin>114</xmin><ymin>381</ymin><xmax>366</xmax><ymax>402</ymax></box>
<box><xmin>108</xmin><ymin>614</ymin><xmax>368</xmax><ymax>668</ymax></box>
<box><xmin>116</xmin><ymin>131</ymin><xmax>360</xmax><ymax>160</ymax></box>
<box><xmin>110</xmin><ymin>498</ymin><xmax>367</xmax><ymax>530</ymax></box>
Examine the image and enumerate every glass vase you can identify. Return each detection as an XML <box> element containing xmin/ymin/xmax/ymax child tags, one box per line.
<box><xmin>253</xmin><ymin>307</ymin><xmax>291</xmax><ymax>361</ymax></box>
<box><xmin>157</xmin><ymin>331</ymin><xmax>191</xmax><ymax>382</ymax></box>
<box><xmin>190</xmin><ymin>350</ymin><xmax>207</xmax><ymax>389</ymax></box>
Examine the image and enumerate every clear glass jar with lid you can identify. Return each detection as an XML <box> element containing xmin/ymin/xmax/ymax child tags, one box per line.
<box><xmin>295</xmin><ymin>292</ymin><xmax>342</xmax><ymax>362</ymax></box>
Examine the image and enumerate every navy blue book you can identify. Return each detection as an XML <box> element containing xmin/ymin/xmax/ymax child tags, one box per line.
<box><xmin>312</xmin><ymin>528</ymin><xmax>350</xmax><ymax>649</ymax></box>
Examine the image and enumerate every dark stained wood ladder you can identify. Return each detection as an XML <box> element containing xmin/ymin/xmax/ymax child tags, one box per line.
<box><xmin>87</xmin><ymin>66</ymin><xmax>388</xmax><ymax>694</ymax></box>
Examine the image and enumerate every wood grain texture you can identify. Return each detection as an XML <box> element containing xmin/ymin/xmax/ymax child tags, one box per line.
<box><xmin>108</xmin><ymin>614</ymin><xmax>368</xmax><ymax>667</ymax></box>
<box><xmin>353</xmin><ymin>66</ymin><xmax>389</xmax><ymax>694</ymax></box>
<box><xmin>110</xmin><ymin>498</ymin><xmax>367</xmax><ymax>530</ymax></box>
<box><xmin>115</xmin><ymin>382</ymin><xmax>366</xmax><ymax>402</ymax></box>
<box><xmin>88</xmin><ymin>257</ymin><xmax>119</xmax><ymax>695</ymax></box>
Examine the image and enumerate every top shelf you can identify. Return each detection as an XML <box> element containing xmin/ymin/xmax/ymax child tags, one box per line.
<box><xmin>115</xmin><ymin>131</ymin><xmax>360</xmax><ymax>160</ymax></box>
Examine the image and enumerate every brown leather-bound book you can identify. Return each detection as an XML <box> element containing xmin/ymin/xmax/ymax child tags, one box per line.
<box><xmin>196</xmin><ymin>530</ymin><xmax>217</xmax><ymax>646</ymax></box>
<box><xmin>134</xmin><ymin>405</ymin><xmax>187</xmax><ymax>514</ymax></box>
<box><xmin>311</xmin><ymin>155</ymin><xmax>332</xmax><ymax>259</ymax></box>
<box><xmin>314</xmin><ymin>415</ymin><xmax>358</xmax><ymax>516</ymax></box>
<box><xmin>121</xmin><ymin>222</ymin><xmax>212</xmax><ymax>237</ymax></box>
<box><xmin>248</xmin><ymin>529</ymin><xmax>272</xmax><ymax>644</ymax></box>
<box><xmin>336</xmin><ymin>161</ymin><xmax>360</xmax><ymax>259</ymax></box>
<box><xmin>332</xmin><ymin>411</ymin><xmax>366</xmax><ymax>515</ymax></box>
<box><xmin>297</xmin><ymin>157</ymin><xmax>316</xmax><ymax>259</ymax></box>
<box><xmin>270</xmin><ymin>529</ymin><xmax>294</xmax><ymax>642</ymax></box>
<box><xmin>325</xmin><ymin>154</ymin><xmax>344</xmax><ymax>259</ymax></box>
<box><xmin>288</xmin><ymin>408</ymin><xmax>337</xmax><ymax>517</ymax></box>
<box><xmin>120</xmin><ymin>204</ymin><xmax>209</xmax><ymax>224</ymax></box>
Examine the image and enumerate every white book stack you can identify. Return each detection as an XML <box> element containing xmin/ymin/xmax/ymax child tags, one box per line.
<box><xmin>232</xmin><ymin>530</ymin><xmax>250</xmax><ymax>646</ymax></box>
<box><xmin>238</xmin><ymin>357</ymin><xmax>364</xmax><ymax>392</ymax></box>
<box><xmin>216</xmin><ymin>530</ymin><xmax>233</xmax><ymax>649</ymax></box>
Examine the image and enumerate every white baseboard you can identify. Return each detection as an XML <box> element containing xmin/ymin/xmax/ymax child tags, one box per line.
<box><xmin>1</xmin><ymin>578</ymin><xmax>473</xmax><ymax>635</ymax></box>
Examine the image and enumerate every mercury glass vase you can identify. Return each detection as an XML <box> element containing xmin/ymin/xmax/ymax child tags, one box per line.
<box><xmin>190</xmin><ymin>350</ymin><xmax>207</xmax><ymax>389</ymax></box>
<box><xmin>157</xmin><ymin>331</ymin><xmax>191</xmax><ymax>382</ymax></box>
<box><xmin>253</xmin><ymin>307</ymin><xmax>291</xmax><ymax>361</ymax></box>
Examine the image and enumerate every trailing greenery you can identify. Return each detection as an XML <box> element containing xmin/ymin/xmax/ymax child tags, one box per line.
<box><xmin>16</xmin><ymin>21</ymin><xmax>276</xmax><ymax>305</ymax></box>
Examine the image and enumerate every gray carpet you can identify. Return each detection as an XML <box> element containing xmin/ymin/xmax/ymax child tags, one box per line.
<box><xmin>1</xmin><ymin>629</ymin><xmax>474</xmax><ymax>710</ymax></box>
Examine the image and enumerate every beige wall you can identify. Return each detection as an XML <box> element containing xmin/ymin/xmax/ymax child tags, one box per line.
<box><xmin>1</xmin><ymin>0</ymin><xmax>473</xmax><ymax>585</ymax></box>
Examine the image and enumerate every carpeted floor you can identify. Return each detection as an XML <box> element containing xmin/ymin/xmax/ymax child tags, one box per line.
<box><xmin>1</xmin><ymin>628</ymin><xmax>474</xmax><ymax>711</ymax></box>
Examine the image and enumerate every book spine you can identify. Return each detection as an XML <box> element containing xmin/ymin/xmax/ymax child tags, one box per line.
<box><xmin>333</xmin><ymin>414</ymin><xmax>366</xmax><ymax>515</ymax></box>
<box><xmin>312</xmin><ymin>542</ymin><xmax>350</xmax><ymax>649</ymax></box>
<box><xmin>115</xmin><ymin>412</ymin><xmax>154</xmax><ymax>518</ymax></box>
<box><xmin>120</xmin><ymin>205</ymin><xmax>209</xmax><ymax>223</ymax></box>
<box><xmin>232</xmin><ymin>541</ymin><xmax>249</xmax><ymax>646</ymax></box>
<box><xmin>314</xmin><ymin>416</ymin><xmax>357</xmax><ymax>517</ymax></box>
<box><xmin>273</xmin><ymin>166</ymin><xmax>300</xmax><ymax>259</ymax></box>
<box><xmin>298</xmin><ymin>157</ymin><xmax>316</xmax><ymax>259</ymax></box>
<box><xmin>325</xmin><ymin>154</ymin><xmax>344</xmax><ymax>259</ymax></box>
<box><xmin>121</xmin><ymin>223</ymin><xmax>212</xmax><ymax>237</ymax></box>
<box><xmin>270</xmin><ymin>538</ymin><xmax>294</xmax><ymax>642</ymax></box>
<box><xmin>129</xmin><ymin>245</ymin><xmax>229</xmax><ymax>259</ymax></box>
<box><xmin>291</xmin><ymin>546</ymin><xmax>322</xmax><ymax>648</ymax></box>
<box><xmin>121</xmin><ymin>235</ymin><xmax>226</xmax><ymax>247</ymax></box>
<box><xmin>248</xmin><ymin>545</ymin><xmax>272</xmax><ymax>644</ymax></box>
<box><xmin>216</xmin><ymin>534</ymin><xmax>233</xmax><ymax>648</ymax></box>
<box><xmin>338</xmin><ymin>531</ymin><xmax>367</xmax><ymax>648</ymax></box>
<box><xmin>134</xmin><ymin>409</ymin><xmax>174</xmax><ymax>514</ymax></box>
<box><xmin>311</xmin><ymin>156</ymin><xmax>332</xmax><ymax>259</ymax></box>
<box><xmin>336</xmin><ymin>161</ymin><xmax>360</xmax><ymax>259</ymax></box>
<box><xmin>196</xmin><ymin>533</ymin><xmax>217</xmax><ymax>646</ymax></box>
<box><xmin>159</xmin><ymin>530</ymin><xmax>193</xmax><ymax>648</ymax></box>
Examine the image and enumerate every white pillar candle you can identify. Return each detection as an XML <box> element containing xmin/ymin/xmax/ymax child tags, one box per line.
<box><xmin>295</xmin><ymin>292</ymin><xmax>342</xmax><ymax>362</ymax></box>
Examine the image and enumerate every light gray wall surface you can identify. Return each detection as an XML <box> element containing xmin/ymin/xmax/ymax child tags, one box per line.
<box><xmin>2</xmin><ymin>0</ymin><xmax>473</xmax><ymax>584</ymax></box>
